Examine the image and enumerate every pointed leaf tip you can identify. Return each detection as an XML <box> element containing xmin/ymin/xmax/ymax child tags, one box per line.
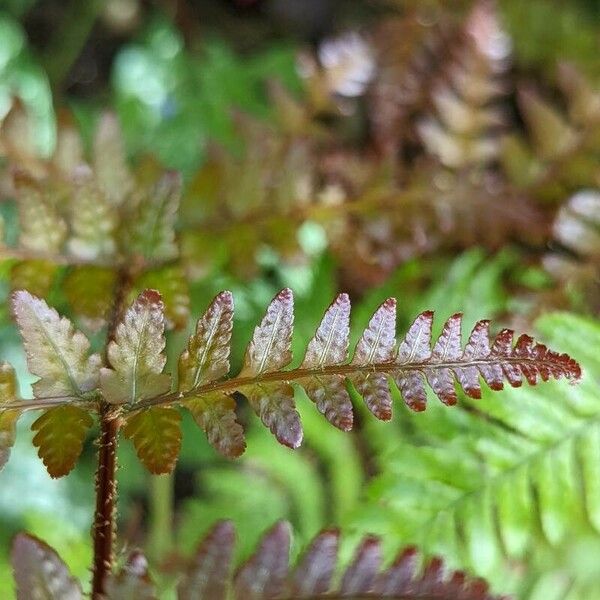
<box><xmin>101</xmin><ymin>289</ymin><xmax>171</xmax><ymax>405</ymax></box>
<box><xmin>302</xmin><ymin>293</ymin><xmax>351</xmax><ymax>368</ymax></box>
<box><xmin>243</xmin><ymin>288</ymin><xmax>294</xmax><ymax>376</ymax></box>
<box><xmin>292</xmin><ymin>528</ymin><xmax>339</xmax><ymax>596</ymax></box>
<box><xmin>234</xmin><ymin>521</ymin><xmax>291</xmax><ymax>599</ymax></box>
<box><xmin>11</xmin><ymin>290</ymin><xmax>100</xmax><ymax>399</ymax></box>
<box><xmin>179</xmin><ymin>521</ymin><xmax>235</xmax><ymax>600</ymax></box>
<box><xmin>11</xmin><ymin>533</ymin><xmax>83</xmax><ymax>600</ymax></box>
<box><xmin>341</xmin><ymin>535</ymin><xmax>382</xmax><ymax>594</ymax></box>
<box><xmin>179</xmin><ymin>291</ymin><xmax>234</xmax><ymax>391</ymax></box>
<box><xmin>300</xmin><ymin>293</ymin><xmax>353</xmax><ymax>430</ymax></box>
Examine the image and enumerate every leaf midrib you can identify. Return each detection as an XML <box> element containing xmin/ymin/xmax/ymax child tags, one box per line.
<box><xmin>129</xmin><ymin>304</ymin><xmax>155</xmax><ymax>404</ymax></box>
<box><xmin>192</xmin><ymin>305</ymin><xmax>225</xmax><ymax>389</ymax></box>
<box><xmin>29</xmin><ymin>307</ymin><xmax>82</xmax><ymax>399</ymax></box>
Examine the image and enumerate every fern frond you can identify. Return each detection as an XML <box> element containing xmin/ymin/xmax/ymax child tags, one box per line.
<box><xmin>0</xmin><ymin>111</ymin><xmax>190</xmax><ymax>331</ymax></box>
<box><xmin>11</xmin><ymin>523</ymin><xmax>508</xmax><ymax>599</ymax></box>
<box><xmin>176</xmin><ymin>520</ymin><xmax>509</xmax><ymax>599</ymax></box>
<box><xmin>417</xmin><ymin>0</ymin><xmax>510</xmax><ymax>168</ymax></box>
<box><xmin>351</xmin><ymin>312</ymin><xmax>599</xmax><ymax>595</ymax></box>
<box><xmin>180</xmin><ymin>119</ymin><xmax>314</xmax><ymax>279</ymax></box>
<box><xmin>0</xmin><ymin>288</ymin><xmax>581</xmax><ymax>475</ymax></box>
<box><xmin>139</xmin><ymin>288</ymin><xmax>580</xmax><ymax>456</ymax></box>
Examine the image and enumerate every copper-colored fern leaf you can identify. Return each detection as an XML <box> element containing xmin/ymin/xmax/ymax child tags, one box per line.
<box><xmin>10</xmin><ymin>524</ymin><xmax>508</xmax><ymax>599</ymax></box>
<box><xmin>176</xmin><ymin>520</ymin><xmax>510</xmax><ymax>599</ymax></box>
<box><xmin>145</xmin><ymin>288</ymin><xmax>582</xmax><ymax>456</ymax></box>
<box><xmin>1</xmin><ymin>288</ymin><xmax>581</xmax><ymax>474</ymax></box>
<box><xmin>177</xmin><ymin>521</ymin><xmax>235</xmax><ymax>600</ymax></box>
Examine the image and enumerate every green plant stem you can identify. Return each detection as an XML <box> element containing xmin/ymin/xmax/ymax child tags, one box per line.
<box><xmin>148</xmin><ymin>474</ymin><xmax>175</xmax><ymax>562</ymax></box>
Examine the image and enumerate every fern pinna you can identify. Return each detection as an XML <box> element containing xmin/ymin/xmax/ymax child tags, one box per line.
<box><xmin>12</xmin><ymin>520</ymin><xmax>508</xmax><ymax>600</ymax></box>
<box><xmin>0</xmin><ymin>286</ymin><xmax>580</xmax><ymax>477</ymax></box>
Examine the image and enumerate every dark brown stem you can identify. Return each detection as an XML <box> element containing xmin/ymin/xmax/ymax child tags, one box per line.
<box><xmin>91</xmin><ymin>266</ymin><xmax>134</xmax><ymax>598</ymax></box>
<box><xmin>91</xmin><ymin>405</ymin><xmax>119</xmax><ymax>597</ymax></box>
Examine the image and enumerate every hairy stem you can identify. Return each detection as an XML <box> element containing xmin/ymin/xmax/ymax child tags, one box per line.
<box><xmin>91</xmin><ymin>405</ymin><xmax>119</xmax><ymax>597</ymax></box>
<box><xmin>91</xmin><ymin>266</ymin><xmax>133</xmax><ymax>598</ymax></box>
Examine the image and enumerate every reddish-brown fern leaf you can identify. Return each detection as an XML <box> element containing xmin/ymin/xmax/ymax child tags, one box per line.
<box><xmin>10</xmin><ymin>525</ymin><xmax>510</xmax><ymax>599</ymax></box>
<box><xmin>150</xmin><ymin>288</ymin><xmax>582</xmax><ymax>455</ymax></box>
<box><xmin>178</xmin><ymin>521</ymin><xmax>235</xmax><ymax>600</ymax></box>
<box><xmin>175</xmin><ymin>520</ymin><xmax>510</xmax><ymax>599</ymax></box>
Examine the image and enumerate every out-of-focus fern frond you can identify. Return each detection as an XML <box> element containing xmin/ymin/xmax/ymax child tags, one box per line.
<box><xmin>0</xmin><ymin>110</ymin><xmax>190</xmax><ymax>330</ymax></box>
<box><xmin>10</xmin><ymin>523</ymin><xmax>510</xmax><ymax>599</ymax></box>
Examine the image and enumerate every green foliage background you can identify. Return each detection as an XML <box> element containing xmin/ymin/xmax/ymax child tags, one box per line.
<box><xmin>1</xmin><ymin>0</ymin><xmax>600</xmax><ymax>598</ymax></box>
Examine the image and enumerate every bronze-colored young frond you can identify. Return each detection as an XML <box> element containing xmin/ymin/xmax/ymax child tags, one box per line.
<box><xmin>0</xmin><ymin>287</ymin><xmax>581</xmax><ymax>477</ymax></box>
<box><xmin>10</xmin><ymin>522</ymin><xmax>508</xmax><ymax>599</ymax></box>
<box><xmin>166</xmin><ymin>288</ymin><xmax>579</xmax><ymax>457</ymax></box>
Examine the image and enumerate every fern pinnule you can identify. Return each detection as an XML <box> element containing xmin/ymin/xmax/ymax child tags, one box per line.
<box><xmin>301</xmin><ymin>293</ymin><xmax>353</xmax><ymax>430</ymax></box>
<box><xmin>11</xmin><ymin>533</ymin><xmax>83</xmax><ymax>599</ymax></box>
<box><xmin>178</xmin><ymin>521</ymin><xmax>235</xmax><ymax>600</ymax></box>
<box><xmin>11</xmin><ymin>289</ymin><xmax>101</xmax><ymax>399</ymax></box>
<box><xmin>100</xmin><ymin>289</ymin><xmax>171</xmax><ymax>406</ymax></box>
<box><xmin>351</xmin><ymin>297</ymin><xmax>397</xmax><ymax>420</ymax></box>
